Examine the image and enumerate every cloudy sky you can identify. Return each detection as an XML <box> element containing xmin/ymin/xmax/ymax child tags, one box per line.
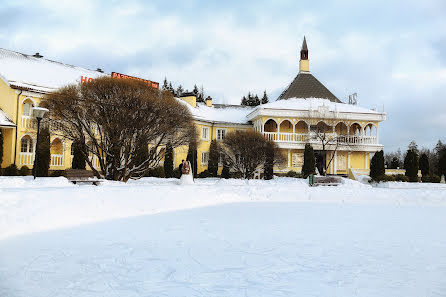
<box><xmin>1</xmin><ymin>0</ymin><xmax>445</xmax><ymax>152</ymax></box>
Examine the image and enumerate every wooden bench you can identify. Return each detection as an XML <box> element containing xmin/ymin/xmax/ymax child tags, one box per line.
<box><xmin>310</xmin><ymin>175</ymin><xmax>342</xmax><ymax>186</ymax></box>
<box><xmin>65</xmin><ymin>169</ymin><xmax>102</xmax><ymax>186</ymax></box>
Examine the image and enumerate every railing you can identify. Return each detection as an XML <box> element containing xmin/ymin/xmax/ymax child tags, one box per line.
<box><xmin>263</xmin><ymin>132</ymin><xmax>377</xmax><ymax>145</ymax></box>
<box><xmin>50</xmin><ymin>154</ymin><xmax>64</xmax><ymax>167</ymax></box>
<box><xmin>19</xmin><ymin>152</ymin><xmax>34</xmax><ymax>166</ymax></box>
<box><xmin>21</xmin><ymin>116</ymin><xmax>36</xmax><ymax>129</ymax></box>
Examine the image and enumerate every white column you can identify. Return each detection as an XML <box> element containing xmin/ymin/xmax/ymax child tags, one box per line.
<box><xmin>376</xmin><ymin>126</ymin><xmax>379</xmax><ymax>144</ymax></box>
<box><xmin>334</xmin><ymin>151</ymin><xmax>337</xmax><ymax>174</ymax></box>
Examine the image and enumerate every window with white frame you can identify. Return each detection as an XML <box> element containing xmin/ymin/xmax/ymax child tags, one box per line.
<box><xmin>20</xmin><ymin>137</ymin><xmax>33</xmax><ymax>153</ymax></box>
<box><xmin>22</xmin><ymin>101</ymin><xmax>33</xmax><ymax>116</ymax></box>
<box><xmin>216</xmin><ymin>128</ymin><xmax>226</xmax><ymax>141</ymax></box>
<box><xmin>202</xmin><ymin>126</ymin><xmax>209</xmax><ymax>140</ymax></box>
<box><xmin>201</xmin><ymin>152</ymin><xmax>209</xmax><ymax>165</ymax></box>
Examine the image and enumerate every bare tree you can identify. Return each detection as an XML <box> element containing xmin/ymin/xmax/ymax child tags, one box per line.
<box><xmin>44</xmin><ymin>77</ymin><xmax>195</xmax><ymax>182</ymax></box>
<box><xmin>220</xmin><ymin>130</ymin><xmax>284</xmax><ymax>179</ymax></box>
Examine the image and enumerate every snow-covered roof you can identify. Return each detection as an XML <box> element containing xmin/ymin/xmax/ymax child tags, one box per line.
<box><xmin>0</xmin><ymin>48</ymin><xmax>106</xmax><ymax>93</ymax></box>
<box><xmin>0</xmin><ymin>108</ymin><xmax>15</xmax><ymax>128</ymax></box>
<box><xmin>259</xmin><ymin>98</ymin><xmax>382</xmax><ymax>114</ymax></box>
<box><xmin>177</xmin><ymin>100</ymin><xmax>253</xmax><ymax>124</ymax></box>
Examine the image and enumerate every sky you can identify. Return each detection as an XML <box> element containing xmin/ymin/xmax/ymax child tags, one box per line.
<box><xmin>0</xmin><ymin>0</ymin><xmax>445</xmax><ymax>152</ymax></box>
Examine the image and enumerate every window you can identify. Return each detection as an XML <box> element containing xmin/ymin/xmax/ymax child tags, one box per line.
<box><xmin>23</xmin><ymin>101</ymin><xmax>33</xmax><ymax>116</ymax></box>
<box><xmin>217</xmin><ymin>129</ymin><xmax>226</xmax><ymax>141</ymax></box>
<box><xmin>20</xmin><ymin>137</ymin><xmax>33</xmax><ymax>153</ymax></box>
<box><xmin>202</xmin><ymin>127</ymin><xmax>209</xmax><ymax>140</ymax></box>
<box><xmin>201</xmin><ymin>152</ymin><xmax>209</xmax><ymax>165</ymax></box>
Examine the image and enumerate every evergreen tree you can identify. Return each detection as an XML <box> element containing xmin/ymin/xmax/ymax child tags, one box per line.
<box><xmin>261</xmin><ymin>90</ymin><xmax>269</xmax><ymax>104</ymax></box>
<box><xmin>264</xmin><ymin>141</ymin><xmax>274</xmax><ymax>180</ymax></box>
<box><xmin>34</xmin><ymin>126</ymin><xmax>50</xmax><ymax>177</ymax></box>
<box><xmin>164</xmin><ymin>143</ymin><xmax>174</xmax><ymax>178</ymax></box>
<box><xmin>370</xmin><ymin>150</ymin><xmax>385</xmax><ymax>181</ymax></box>
<box><xmin>390</xmin><ymin>157</ymin><xmax>400</xmax><ymax>169</ymax></box>
<box><xmin>208</xmin><ymin>139</ymin><xmax>219</xmax><ymax>177</ymax></box>
<box><xmin>404</xmin><ymin>146</ymin><xmax>419</xmax><ymax>182</ymax></box>
<box><xmin>408</xmin><ymin>140</ymin><xmax>419</xmax><ymax>154</ymax></box>
<box><xmin>241</xmin><ymin>96</ymin><xmax>248</xmax><ymax>106</ymax></box>
<box><xmin>71</xmin><ymin>140</ymin><xmax>86</xmax><ymax>169</ymax></box>
<box><xmin>0</xmin><ymin>129</ymin><xmax>3</xmax><ymax>169</ymax></box>
<box><xmin>419</xmin><ymin>153</ymin><xmax>430</xmax><ymax>176</ymax></box>
<box><xmin>175</xmin><ymin>85</ymin><xmax>184</xmax><ymax>97</ymax></box>
<box><xmin>193</xmin><ymin>84</ymin><xmax>199</xmax><ymax>97</ymax></box>
<box><xmin>254</xmin><ymin>95</ymin><xmax>260</xmax><ymax>106</ymax></box>
<box><xmin>301</xmin><ymin>143</ymin><xmax>316</xmax><ymax>178</ymax></box>
<box><xmin>186</xmin><ymin>146</ymin><xmax>198</xmax><ymax>178</ymax></box>
<box><xmin>162</xmin><ymin>77</ymin><xmax>169</xmax><ymax>91</ymax></box>
<box><xmin>197</xmin><ymin>85</ymin><xmax>205</xmax><ymax>102</ymax></box>
<box><xmin>439</xmin><ymin>147</ymin><xmax>446</xmax><ymax>177</ymax></box>
<box><xmin>168</xmin><ymin>82</ymin><xmax>174</xmax><ymax>94</ymax></box>
<box><xmin>221</xmin><ymin>161</ymin><xmax>230</xmax><ymax>179</ymax></box>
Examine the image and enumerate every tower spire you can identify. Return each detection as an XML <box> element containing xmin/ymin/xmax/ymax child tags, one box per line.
<box><xmin>299</xmin><ymin>36</ymin><xmax>309</xmax><ymax>72</ymax></box>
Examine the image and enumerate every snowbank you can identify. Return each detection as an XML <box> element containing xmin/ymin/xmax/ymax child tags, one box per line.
<box><xmin>1</xmin><ymin>177</ymin><xmax>446</xmax><ymax>239</ymax></box>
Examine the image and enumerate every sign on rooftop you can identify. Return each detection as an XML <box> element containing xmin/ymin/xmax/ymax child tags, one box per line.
<box><xmin>111</xmin><ymin>72</ymin><xmax>159</xmax><ymax>89</ymax></box>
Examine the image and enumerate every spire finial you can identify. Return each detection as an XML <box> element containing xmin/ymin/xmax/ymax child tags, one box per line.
<box><xmin>299</xmin><ymin>36</ymin><xmax>309</xmax><ymax>72</ymax></box>
<box><xmin>302</xmin><ymin>36</ymin><xmax>308</xmax><ymax>51</ymax></box>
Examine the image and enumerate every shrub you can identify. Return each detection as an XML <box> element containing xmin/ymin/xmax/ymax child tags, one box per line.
<box><xmin>285</xmin><ymin>170</ymin><xmax>302</xmax><ymax>178</ymax></box>
<box><xmin>163</xmin><ymin>143</ymin><xmax>174</xmax><ymax>178</ymax></box>
<box><xmin>4</xmin><ymin>164</ymin><xmax>19</xmax><ymax>176</ymax></box>
<box><xmin>370</xmin><ymin>174</ymin><xmax>395</xmax><ymax>183</ymax></box>
<box><xmin>421</xmin><ymin>174</ymin><xmax>440</xmax><ymax>183</ymax></box>
<box><xmin>198</xmin><ymin>170</ymin><xmax>210</xmax><ymax>178</ymax></box>
<box><xmin>172</xmin><ymin>168</ymin><xmax>181</xmax><ymax>179</ymax></box>
<box><xmin>394</xmin><ymin>174</ymin><xmax>409</xmax><ymax>182</ymax></box>
<box><xmin>370</xmin><ymin>150</ymin><xmax>385</xmax><ymax>181</ymax></box>
<box><xmin>404</xmin><ymin>148</ymin><xmax>419</xmax><ymax>182</ymax></box>
<box><xmin>208</xmin><ymin>140</ymin><xmax>219</xmax><ymax>177</ymax></box>
<box><xmin>19</xmin><ymin>166</ymin><xmax>30</xmax><ymax>176</ymax></box>
<box><xmin>145</xmin><ymin>166</ymin><xmax>165</xmax><ymax>178</ymax></box>
<box><xmin>33</xmin><ymin>126</ymin><xmax>51</xmax><ymax>177</ymax></box>
<box><xmin>264</xmin><ymin>141</ymin><xmax>275</xmax><ymax>180</ymax></box>
<box><xmin>50</xmin><ymin>170</ymin><xmax>66</xmax><ymax>177</ymax></box>
<box><xmin>71</xmin><ymin>140</ymin><xmax>86</xmax><ymax>170</ymax></box>
<box><xmin>302</xmin><ymin>144</ymin><xmax>316</xmax><ymax>178</ymax></box>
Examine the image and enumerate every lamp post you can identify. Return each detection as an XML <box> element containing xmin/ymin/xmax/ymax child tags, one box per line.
<box><xmin>32</xmin><ymin>107</ymin><xmax>49</xmax><ymax>179</ymax></box>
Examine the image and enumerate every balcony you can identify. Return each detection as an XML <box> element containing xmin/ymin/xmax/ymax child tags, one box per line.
<box><xmin>263</xmin><ymin>132</ymin><xmax>377</xmax><ymax>146</ymax></box>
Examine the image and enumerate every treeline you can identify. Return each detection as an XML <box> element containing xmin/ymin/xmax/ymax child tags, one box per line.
<box><xmin>370</xmin><ymin>140</ymin><xmax>446</xmax><ymax>183</ymax></box>
<box><xmin>161</xmin><ymin>78</ymin><xmax>208</xmax><ymax>102</ymax></box>
<box><xmin>240</xmin><ymin>91</ymin><xmax>269</xmax><ymax>106</ymax></box>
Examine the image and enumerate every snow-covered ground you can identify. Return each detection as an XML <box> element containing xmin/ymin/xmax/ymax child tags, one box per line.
<box><xmin>1</xmin><ymin>177</ymin><xmax>446</xmax><ymax>297</ymax></box>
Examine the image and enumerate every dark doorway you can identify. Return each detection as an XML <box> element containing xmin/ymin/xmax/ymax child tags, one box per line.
<box><xmin>314</xmin><ymin>150</ymin><xmax>325</xmax><ymax>175</ymax></box>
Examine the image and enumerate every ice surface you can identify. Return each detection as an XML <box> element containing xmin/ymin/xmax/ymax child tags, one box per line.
<box><xmin>0</xmin><ymin>177</ymin><xmax>445</xmax><ymax>297</ymax></box>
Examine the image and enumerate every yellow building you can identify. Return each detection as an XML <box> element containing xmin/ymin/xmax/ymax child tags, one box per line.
<box><xmin>0</xmin><ymin>38</ymin><xmax>386</xmax><ymax>177</ymax></box>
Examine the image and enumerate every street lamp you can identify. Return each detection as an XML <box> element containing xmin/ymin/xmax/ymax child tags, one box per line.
<box><xmin>32</xmin><ymin>107</ymin><xmax>49</xmax><ymax>179</ymax></box>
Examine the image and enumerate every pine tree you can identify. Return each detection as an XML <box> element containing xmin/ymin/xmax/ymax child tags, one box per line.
<box><xmin>261</xmin><ymin>90</ymin><xmax>269</xmax><ymax>104</ymax></box>
<box><xmin>439</xmin><ymin>147</ymin><xmax>446</xmax><ymax>177</ymax></box>
<box><xmin>404</xmin><ymin>146</ymin><xmax>419</xmax><ymax>182</ymax></box>
<box><xmin>197</xmin><ymin>85</ymin><xmax>205</xmax><ymax>102</ymax></box>
<box><xmin>301</xmin><ymin>143</ymin><xmax>316</xmax><ymax>178</ymax></box>
<box><xmin>208</xmin><ymin>139</ymin><xmax>219</xmax><ymax>177</ymax></box>
<box><xmin>0</xmin><ymin>129</ymin><xmax>3</xmax><ymax>169</ymax></box>
<box><xmin>241</xmin><ymin>96</ymin><xmax>248</xmax><ymax>106</ymax></box>
<box><xmin>162</xmin><ymin>77</ymin><xmax>169</xmax><ymax>91</ymax></box>
<box><xmin>193</xmin><ymin>85</ymin><xmax>199</xmax><ymax>97</ymax></box>
<box><xmin>408</xmin><ymin>140</ymin><xmax>419</xmax><ymax>154</ymax></box>
<box><xmin>164</xmin><ymin>143</ymin><xmax>174</xmax><ymax>178</ymax></box>
<box><xmin>175</xmin><ymin>85</ymin><xmax>184</xmax><ymax>97</ymax></box>
<box><xmin>370</xmin><ymin>150</ymin><xmax>385</xmax><ymax>181</ymax></box>
<box><xmin>186</xmin><ymin>147</ymin><xmax>197</xmax><ymax>178</ymax></box>
<box><xmin>34</xmin><ymin>127</ymin><xmax>50</xmax><ymax>177</ymax></box>
<box><xmin>264</xmin><ymin>142</ymin><xmax>274</xmax><ymax>180</ymax></box>
<box><xmin>71</xmin><ymin>140</ymin><xmax>86</xmax><ymax>169</ymax></box>
<box><xmin>254</xmin><ymin>95</ymin><xmax>260</xmax><ymax>106</ymax></box>
<box><xmin>390</xmin><ymin>157</ymin><xmax>400</xmax><ymax>169</ymax></box>
<box><xmin>168</xmin><ymin>82</ymin><xmax>174</xmax><ymax>94</ymax></box>
<box><xmin>419</xmin><ymin>153</ymin><xmax>430</xmax><ymax>176</ymax></box>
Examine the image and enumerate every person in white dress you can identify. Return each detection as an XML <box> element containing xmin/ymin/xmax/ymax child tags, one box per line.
<box><xmin>180</xmin><ymin>160</ymin><xmax>194</xmax><ymax>185</ymax></box>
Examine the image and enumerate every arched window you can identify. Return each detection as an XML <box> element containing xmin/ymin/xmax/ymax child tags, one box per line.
<box><xmin>22</xmin><ymin>100</ymin><xmax>34</xmax><ymax>116</ymax></box>
<box><xmin>20</xmin><ymin>136</ymin><xmax>33</xmax><ymax>153</ymax></box>
<box><xmin>50</xmin><ymin>138</ymin><xmax>64</xmax><ymax>155</ymax></box>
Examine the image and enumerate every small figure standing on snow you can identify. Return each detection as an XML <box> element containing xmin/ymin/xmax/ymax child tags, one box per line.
<box><xmin>180</xmin><ymin>160</ymin><xmax>194</xmax><ymax>185</ymax></box>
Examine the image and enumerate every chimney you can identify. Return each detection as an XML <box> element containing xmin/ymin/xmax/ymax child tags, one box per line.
<box><xmin>179</xmin><ymin>92</ymin><xmax>197</xmax><ymax>108</ymax></box>
<box><xmin>33</xmin><ymin>53</ymin><xmax>43</xmax><ymax>58</ymax></box>
<box><xmin>205</xmin><ymin>96</ymin><xmax>212</xmax><ymax>107</ymax></box>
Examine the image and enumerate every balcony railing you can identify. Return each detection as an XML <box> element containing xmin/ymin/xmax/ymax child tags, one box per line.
<box><xmin>50</xmin><ymin>154</ymin><xmax>64</xmax><ymax>167</ymax></box>
<box><xmin>19</xmin><ymin>152</ymin><xmax>34</xmax><ymax>166</ymax></box>
<box><xmin>21</xmin><ymin>116</ymin><xmax>36</xmax><ymax>129</ymax></box>
<box><xmin>263</xmin><ymin>132</ymin><xmax>377</xmax><ymax>145</ymax></box>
